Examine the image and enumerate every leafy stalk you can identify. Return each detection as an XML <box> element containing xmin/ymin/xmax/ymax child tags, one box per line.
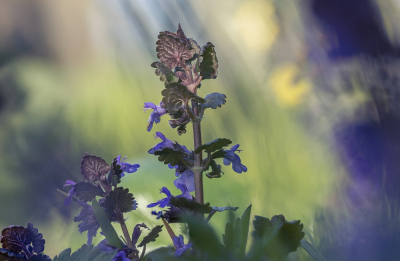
<box><xmin>192</xmin><ymin>98</ymin><xmax>204</xmax><ymax>205</ymax></box>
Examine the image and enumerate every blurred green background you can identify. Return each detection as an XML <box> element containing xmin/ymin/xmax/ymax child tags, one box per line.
<box><xmin>1</xmin><ymin>0</ymin><xmax>400</xmax><ymax>260</ymax></box>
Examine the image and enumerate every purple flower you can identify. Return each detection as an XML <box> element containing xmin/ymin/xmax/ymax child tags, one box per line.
<box><xmin>174</xmin><ymin>169</ymin><xmax>195</xmax><ymax>192</ymax></box>
<box><xmin>63</xmin><ymin>180</ymin><xmax>77</xmax><ymax>206</ymax></box>
<box><xmin>143</xmin><ymin>102</ymin><xmax>167</xmax><ymax>132</ymax></box>
<box><xmin>151</xmin><ymin>211</ymin><xmax>164</xmax><ymax>220</ymax></box>
<box><xmin>131</xmin><ymin>223</ymin><xmax>148</xmax><ymax>248</ymax></box>
<box><xmin>148</xmin><ymin>132</ymin><xmax>175</xmax><ymax>154</ymax></box>
<box><xmin>173</xmin><ymin>235</ymin><xmax>192</xmax><ymax>257</ymax></box>
<box><xmin>147</xmin><ymin>187</ymin><xmax>173</xmax><ymax>208</ymax></box>
<box><xmin>147</xmin><ymin>185</ymin><xmax>193</xmax><ymax>209</ymax></box>
<box><xmin>115</xmin><ymin>155</ymin><xmax>140</xmax><ymax>177</ymax></box>
<box><xmin>223</xmin><ymin>144</ymin><xmax>247</xmax><ymax>174</ymax></box>
<box><xmin>73</xmin><ymin>200</ymin><xmax>99</xmax><ymax>245</ymax></box>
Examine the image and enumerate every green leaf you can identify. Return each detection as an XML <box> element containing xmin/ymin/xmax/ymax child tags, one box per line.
<box><xmin>91</xmin><ymin>250</ymin><xmax>118</xmax><ymax>261</ymax></box>
<box><xmin>235</xmin><ymin>205</ymin><xmax>252</xmax><ymax>260</ymax></box>
<box><xmin>300</xmin><ymin>240</ymin><xmax>328</xmax><ymax>261</ymax></box>
<box><xmin>138</xmin><ymin>225</ymin><xmax>163</xmax><ymax>248</ymax></box>
<box><xmin>200</xmin><ymin>42</ymin><xmax>218</xmax><ymax>80</ymax></box>
<box><xmin>205</xmin><ymin>160</ymin><xmax>223</xmax><ymax>179</ymax></box>
<box><xmin>201</xmin><ymin>93</ymin><xmax>226</xmax><ymax>109</ymax></box>
<box><xmin>210</xmin><ymin>150</ymin><xmax>226</xmax><ymax>160</ymax></box>
<box><xmin>69</xmin><ymin>245</ymin><xmax>94</xmax><ymax>261</ymax></box>
<box><xmin>183</xmin><ymin>215</ymin><xmax>225</xmax><ymax>259</ymax></box>
<box><xmin>195</xmin><ymin>138</ymin><xmax>232</xmax><ymax>154</ymax></box>
<box><xmin>154</xmin><ymin>148</ymin><xmax>186</xmax><ymax>166</ymax></box>
<box><xmin>169</xmin><ymin>197</ymin><xmax>212</xmax><ymax>213</ymax></box>
<box><xmin>161</xmin><ymin>82</ymin><xmax>205</xmax><ymax>112</ymax></box>
<box><xmin>53</xmin><ymin>248</ymin><xmax>71</xmax><ymax>261</ymax></box>
<box><xmin>250</xmin><ymin>215</ymin><xmax>305</xmax><ymax>261</ymax></box>
<box><xmin>223</xmin><ymin>222</ymin><xmax>236</xmax><ymax>252</ymax></box>
<box><xmin>151</xmin><ymin>62</ymin><xmax>179</xmax><ymax>85</ymax></box>
<box><xmin>104</xmin><ymin>187</ymin><xmax>135</xmax><ymax>218</ymax></box>
<box><xmin>73</xmin><ymin>182</ymin><xmax>105</xmax><ymax>202</ymax></box>
<box><xmin>91</xmin><ymin>199</ymin><xmax>123</xmax><ymax>249</ymax></box>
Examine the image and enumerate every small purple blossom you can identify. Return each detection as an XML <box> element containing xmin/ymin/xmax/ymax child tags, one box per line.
<box><xmin>151</xmin><ymin>211</ymin><xmax>164</xmax><ymax>220</ymax></box>
<box><xmin>174</xmin><ymin>168</ymin><xmax>195</xmax><ymax>192</ymax></box>
<box><xmin>63</xmin><ymin>180</ymin><xmax>76</xmax><ymax>206</ymax></box>
<box><xmin>148</xmin><ymin>132</ymin><xmax>175</xmax><ymax>154</ymax></box>
<box><xmin>143</xmin><ymin>102</ymin><xmax>167</xmax><ymax>132</ymax></box>
<box><xmin>172</xmin><ymin>235</ymin><xmax>192</xmax><ymax>257</ymax></box>
<box><xmin>223</xmin><ymin>144</ymin><xmax>247</xmax><ymax>174</ymax></box>
<box><xmin>147</xmin><ymin>187</ymin><xmax>173</xmax><ymax>208</ymax></box>
<box><xmin>131</xmin><ymin>223</ymin><xmax>148</xmax><ymax>247</ymax></box>
<box><xmin>147</xmin><ymin>186</ymin><xmax>193</xmax><ymax>209</ymax></box>
<box><xmin>115</xmin><ymin>155</ymin><xmax>140</xmax><ymax>177</ymax></box>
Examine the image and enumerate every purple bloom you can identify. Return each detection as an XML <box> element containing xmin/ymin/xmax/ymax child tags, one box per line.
<box><xmin>73</xmin><ymin>200</ymin><xmax>99</xmax><ymax>245</ymax></box>
<box><xmin>131</xmin><ymin>223</ymin><xmax>148</xmax><ymax>247</ymax></box>
<box><xmin>174</xmin><ymin>168</ymin><xmax>195</xmax><ymax>192</ymax></box>
<box><xmin>115</xmin><ymin>155</ymin><xmax>140</xmax><ymax>177</ymax></box>
<box><xmin>173</xmin><ymin>235</ymin><xmax>192</xmax><ymax>257</ymax></box>
<box><xmin>63</xmin><ymin>180</ymin><xmax>77</xmax><ymax>206</ymax></box>
<box><xmin>151</xmin><ymin>211</ymin><xmax>164</xmax><ymax>219</ymax></box>
<box><xmin>148</xmin><ymin>132</ymin><xmax>175</xmax><ymax>154</ymax></box>
<box><xmin>147</xmin><ymin>187</ymin><xmax>173</xmax><ymax>208</ymax></box>
<box><xmin>147</xmin><ymin>186</ymin><xmax>193</xmax><ymax>209</ymax></box>
<box><xmin>223</xmin><ymin>144</ymin><xmax>247</xmax><ymax>174</ymax></box>
<box><xmin>113</xmin><ymin>250</ymin><xmax>131</xmax><ymax>261</ymax></box>
<box><xmin>143</xmin><ymin>102</ymin><xmax>167</xmax><ymax>132</ymax></box>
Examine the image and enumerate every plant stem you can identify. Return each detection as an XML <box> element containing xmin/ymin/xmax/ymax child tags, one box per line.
<box><xmin>117</xmin><ymin>211</ymin><xmax>134</xmax><ymax>250</ymax></box>
<box><xmin>192</xmin><ymin>98</ymin><xmax>204</xmax><ymax>204</ymax></box>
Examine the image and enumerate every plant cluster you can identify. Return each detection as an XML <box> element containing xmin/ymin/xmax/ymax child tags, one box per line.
<box><xmin>0</xmin><ymin>24</ymin><xmax>326</xmax><ymax>261</ymax></box>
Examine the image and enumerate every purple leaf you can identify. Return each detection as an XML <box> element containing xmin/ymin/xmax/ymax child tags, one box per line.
<box><xmin>26</xmin><ymin>221</ymin><xmax>45</xmax><ymax>254</ymax></box>
<box><xmin>0</xmin><ymin>226</ymin><xmax>31</xmax><ymax>253</ymax></box>
<box><xmin>80</xmin><ymin>154</ymin><xmax>110</xmax><ymax>183</ymax></box>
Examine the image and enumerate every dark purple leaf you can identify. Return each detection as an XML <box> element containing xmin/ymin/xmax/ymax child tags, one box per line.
<box><xmin>161</xmin><ymin>82</ymin><xmax>205</xmax><ymax>112</ymax></box>
<box><xmin>156</xmin><ymin>32</ymin><xmax>195</xmax><ymax>70</ymax></box>
<box><xmin>73</xmin><ymin>182</ymin><xmax>105</xmax><ymax>203</ymax></box>
<box><xmin>176</xmin><ymin>24</ymin><xmax>192</xmax><ymax>49</ymax></box>
<box><xmin>137</xmin><ymin>226</ymin><xmax>163</xmax><ymax>248</ymax></box>
<box><xmin>26</xmin><ymin>222</ymin><xmax>45</xmax><ymax>254</ymax></box>
<box><xmin>80</xmin><ymin>154</ymin><xmax>110</xmax><ymax>183</ymax></box>
<box><xmin>104</xmin><ymin>187</ymin><xmax>135</xmax><ymax>219</ymax></box>
<box><xmin>1</xmin><ymin>226</ymin><xmax>31</xmax><ymax>253</ymax></box>
<box><xmin>150</xmin><ymin>62</ymin><xmax>179</xmax><ymax>85</ymax></box>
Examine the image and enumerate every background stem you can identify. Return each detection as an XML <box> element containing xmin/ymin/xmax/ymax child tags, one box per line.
<box><xmin>192</xmin><ymin>99</ymin><xmax>204</xmax><ymax>204</ymax></box>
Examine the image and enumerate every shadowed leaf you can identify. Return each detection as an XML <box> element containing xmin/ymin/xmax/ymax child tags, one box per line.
<box><xmin>154</xmin><ymin>148</ymin><xmax>186</xmax><ymax>166</ymax></box>
<box><xmin>205</xmin><ymin>160</ymin><xmax>223</xmax><ymax>179</ymax></box>
<box><xmin>138</xmin><ymin>226</ymin><xmax>163</xmax><ymax>248</ymax></box>
<box><xmin>200</xmin><ymin>42</ymin><xmax>218</xmax><ymax>80</ymax></box>
<box><xmin>104</xmin><ymin>187</ymin><xmax>135</xmax><ymax>219</ymax></box>
<box><xmin>91</xmin><ymin>199</ymin><xmax>123</xmax><ymax>249</ymax></box>
<box><xmin>151</xmin><ymin>62</ymin><xmax>179</xmax><ymax>85</ymax></box>
<box><xmin>202</xmin><ymin>93</ymin><xmax>227</xmax><ymax>109</ymax></box>
<box><xmin>162</xmin><ymin>83</ymin><xmax>205</xmax><ymax>112</ymax></box>
<box><xmin>169</xmin><ymin>197</ymin><xmax>212</xmax><ymax>213</ymax></box>
<box><xmin>195</xmin><ymin>138</ymin><xmax>232</xmax><ymax>154</ymax></box>
<box><xmin>73</xmin><ymin>182</ymin><xmax>105</xmax><ymax>202</ymax></box>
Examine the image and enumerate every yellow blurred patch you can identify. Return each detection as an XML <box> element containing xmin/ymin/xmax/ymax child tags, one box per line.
<box><xmin>234</xmin><ymin>0</ymin><xmax>278</xmax><ymax>52</ymax></box>
<box><xmin>269</xmin><ymin>64</ymin><xmax>311</xmax><ymax>107</ymax></box>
